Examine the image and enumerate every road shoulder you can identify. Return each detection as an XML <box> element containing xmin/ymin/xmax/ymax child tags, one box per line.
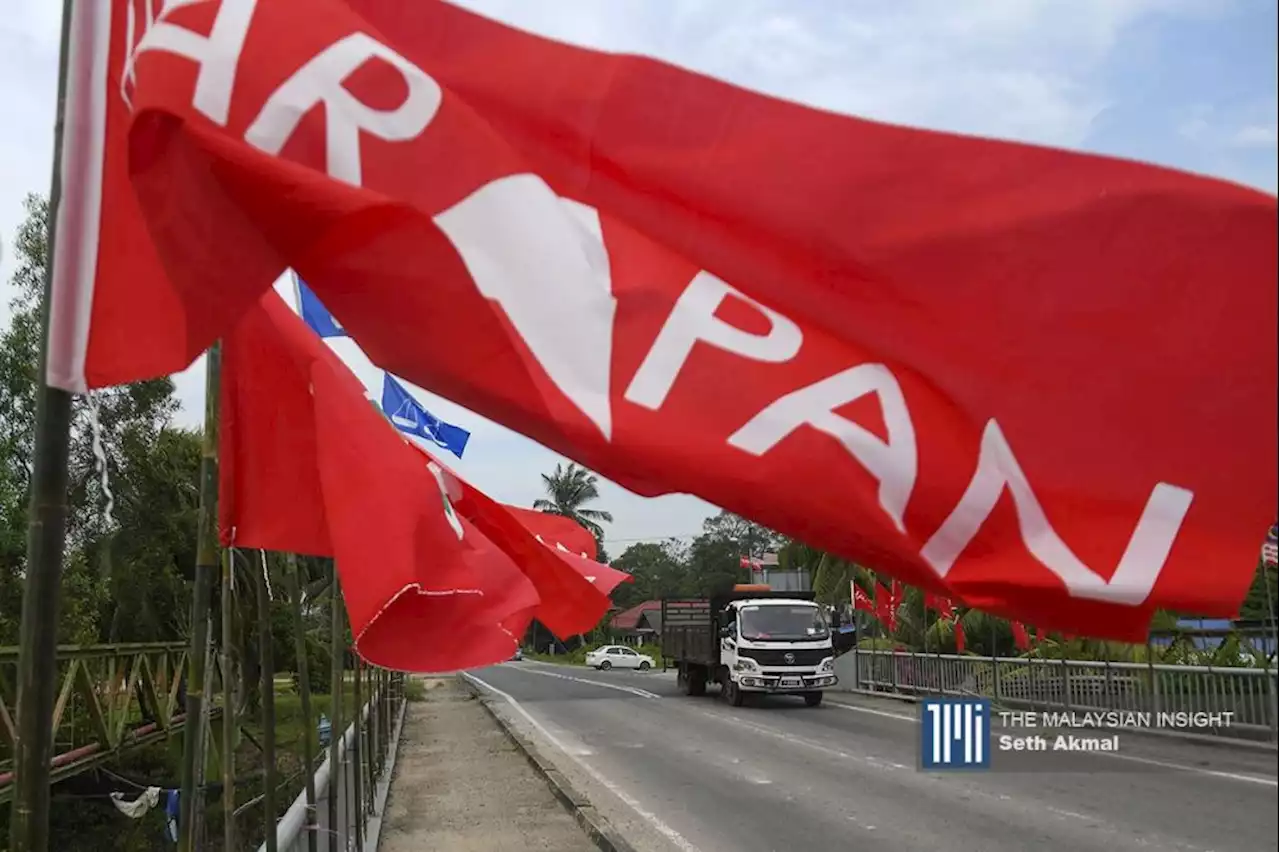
<box><xmin>376</xmin><ymin>676</ymin><xmax>602</xmax><ymax>852</ymax></box>
<box><xmin>458</xmin><ymin>673</ymin><xmax>639</xmax><ymax>852</ymax></box>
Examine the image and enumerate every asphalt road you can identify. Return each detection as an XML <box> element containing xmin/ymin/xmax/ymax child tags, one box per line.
<box><xmin>464</xmin><ymin>660</ymin><xmax>1278</xmax><ymax>852</ymax></box>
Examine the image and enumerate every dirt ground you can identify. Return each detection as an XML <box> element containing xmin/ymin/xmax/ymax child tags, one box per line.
<box><xmin>377</xmin><ymin>676</ymin><xmax>599</xmax><ymax>852</ymax></box>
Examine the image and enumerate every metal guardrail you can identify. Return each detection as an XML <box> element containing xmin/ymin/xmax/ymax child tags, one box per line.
<box><xmin>264</xmin><ymin>672</ymin><xmax>407</xmax><ymax>852</ymax></box>
<box><xmin>835</xmin><ymin>649</ymin><xmax>1279</xmax><ymax>740</ymax></box>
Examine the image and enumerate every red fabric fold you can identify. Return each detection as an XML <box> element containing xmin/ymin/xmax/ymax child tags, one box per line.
<box><xmin>220</xmin><ymin>292</ymin><xmax>538</xmax><ymax>671</ymax></box>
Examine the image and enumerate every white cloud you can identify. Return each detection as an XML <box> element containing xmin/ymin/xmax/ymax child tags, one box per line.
<box><xmin>0</xmin><ymin>0</ymin><xmax>1272</xmax><ymax>550</ymax></box>
<box><xmin>1231</xmin><ymin>124</ymin><xmax>1278</xmax><ymax>148</ymax></box>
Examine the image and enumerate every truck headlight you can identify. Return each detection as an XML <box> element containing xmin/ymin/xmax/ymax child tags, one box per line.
<box><xmin>733</xmin><ymin>658</ymin><xmax>758</xmax><ymax>672</ymax></box>
<box><xmin>819</xmin><ymin>657</ymin><xmax>835</xmax><ymax>672</ymax></box>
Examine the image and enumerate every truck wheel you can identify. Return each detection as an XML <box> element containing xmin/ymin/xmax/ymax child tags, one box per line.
<box><xmin>803</xmin><ymin>691</ymin><xmax>823</xmax><ymax>707</ymax></box>
<box><xmin>600</xmin><ymin>660</ymin><xmax>612</xmax><ymax>670</ymax></box>
<box><xmin>725</xmin><ymin>680</ymin><xmax>745</xmax><ymax>707</ymax></box>
<box><xmin>684</xmin><ymin>667</ymin><xmax>707</xmax><ymax>696</ymax></box>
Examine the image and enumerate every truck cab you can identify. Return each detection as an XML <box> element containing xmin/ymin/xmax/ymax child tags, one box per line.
<box><xmin>662</xmin><ymin>587</ymin><xmax>837</xmax><ymax>707</ymax></box>
<box><xmin>719</xmin><ymin>597</ymin><xmax>837</xmax><ymax>706</ymax></box>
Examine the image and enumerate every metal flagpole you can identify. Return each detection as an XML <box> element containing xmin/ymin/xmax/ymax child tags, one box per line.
<box><xmin>10</xmin><ymin>3</ymin><xmax>76</xmax><ymax>848</ymax></box>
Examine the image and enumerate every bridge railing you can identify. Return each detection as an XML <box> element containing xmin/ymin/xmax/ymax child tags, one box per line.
<box><xmin>0</xmin><ymin>641</ymin><xmax>214</xmax><ymax>799</ymax></box>
<box><xmin>261</xmin><ymin>671</ymin><xmax>407</xmax><ymax>852</ymax></box>
<box><xmin>836</xmin><ymin>649</ymin><xmax>1279</xmax><ymax>740</ymax></box>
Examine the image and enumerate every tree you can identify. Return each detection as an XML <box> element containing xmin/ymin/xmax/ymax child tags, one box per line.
<box><xmin>0</xmin><ymin>194</ymin><xmax>187</xmax><ymax>645</ymax></box>
<box><xmin>1239</xmin><ymin>559</ymin><xmax>1278</xmax><ymax>621</ymax></box>
<box><xmin>533</xmin><ymin>461</ymin><xmax>614</xmax><ymax>543</ymax></box>
<box><xmin>776</xmin><ymin>539</ymin><xmax>872</xmax><ymax>607</ymax></box>
<box><xmin>92</xmin><ymin>426</ymin><xmax>202</xmax><ymax>642</ymax></box>
<box><xmin>611</xmin><ymin>540</ymin><xmax>690</xmax><ymax>607</ymax></box>
<box><xmin>697</xmin><ymin>510</ymin><xmax>780</xmax><ymax>560</ymax></box>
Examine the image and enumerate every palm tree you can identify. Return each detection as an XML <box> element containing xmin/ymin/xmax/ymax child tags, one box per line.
<box><xmin>534</xmin><ymin>462</ymin><xmax>614</xmax><ymax>541</ymax></box>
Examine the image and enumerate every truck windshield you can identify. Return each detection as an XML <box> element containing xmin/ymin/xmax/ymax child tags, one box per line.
<box><xmin>739</xmin><ymin>605</ymin><xmax>828</xmax><ymax>640</ymax></box>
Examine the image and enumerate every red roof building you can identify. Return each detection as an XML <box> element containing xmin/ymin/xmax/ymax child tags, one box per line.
<box><xmin>610</xmin><ymin>600</ymin><xmax>663</xmax><ymax>640</ymax></box>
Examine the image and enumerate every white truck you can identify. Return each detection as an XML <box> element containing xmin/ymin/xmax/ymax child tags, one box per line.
<box><xmin>661</xmin><ymin>587</ymin><xmax>837</xmax><ymax>707</ymax></box>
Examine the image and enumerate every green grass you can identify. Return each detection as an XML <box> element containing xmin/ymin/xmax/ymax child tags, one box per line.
<box><xmin>229</xmin><ymin>674</ymin><xmax>386</xmax><ymax>845</ymax></box>
<box><xmin>403</xmin><ymin>676</ymin><xmax>426</xmax><ymax>702</ymax></box>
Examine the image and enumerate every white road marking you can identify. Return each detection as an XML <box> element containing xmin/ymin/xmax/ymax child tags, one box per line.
<box><xmin>688</xmin><ymin>705</ymin><xmax>902</xmax><ymax>771</ymax></box>
<box><xmin>463</xmin><ymin>672</ymin><xmax>701</xmax><ymax>852</ymax></box>
<box><xmin>462</xmin><ymin>676</ymin><xmax>594</xmax><ymax>755</ymax></box>
<box><xmin>828</xmin><ymin>701</ymin><xmax>917</xmax><ymax>723</ymax></box>
<box><xmin>1098</xmin><ymin>752</ymin><xmax>1278</xmax><ymax>787</ymax></box>
<box><xmin>828</xmin><ymin>698</ymin><xmax>1278</xmax><ymax>787</ymax></box>
<box><xmin>516</xmin><ymin>664</ymin><xmax>661</xmax><ymax>699</ymax></box>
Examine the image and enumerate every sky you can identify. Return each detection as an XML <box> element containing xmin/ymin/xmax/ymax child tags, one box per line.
<box><xmin>0</xmin><ymin>0</ymin><xmax>1275</xmax><ymax>552</ymax></box>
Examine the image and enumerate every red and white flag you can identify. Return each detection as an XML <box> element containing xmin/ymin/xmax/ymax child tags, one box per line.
<box><xmin>47</xmin><ymin>0</ymin><xmax>1278</xmax><ymax>641</ymax></box>
<box><xmin>505</xmin><ymin>506</ymin><xmax>599</xmax><ymax>561</ymax></box>
<box><xmin>924</xmin><ymin>591</ymin><xmax>965</xmax><ymax>653</ymax></box>
<box><xmin>501</xmin><ymin>506</ymin><xmax>634</xmax><ymax>597</ymax></box>
<box><xmin>924</xmin><ymin>591</ymin><xmax>955</xmax><ymax>620</ymax></box>
<box><xmin>852</xmin><ymin>582</ymin><xmax>875</xmax><ymax>615</ymax></box>
<box><xmin>416</xmin><ymin>449</ymin><xmax>628</xmax><ymax>630</ymax></box>
<box><xmin>876</xmin><ymin>580</ymin><xmax>904</xmax><ymax>634</ymax></box>
<box><xmin>219</xmin><ymin>290</ymin><xmax>541</xmax><ymax>671</ymax></box>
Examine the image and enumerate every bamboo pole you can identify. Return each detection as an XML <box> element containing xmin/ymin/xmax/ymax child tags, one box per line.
<box><xmin>287</xmin><ymin>554</ymin><xmax>319</xmax><ymax>852</ymax></box>
<box><xmin>367</xmin><ymin>668</ymin><xmax>380</xmax><ymax>788</ymax></box>
<box><xmin>192</xmin><ymin>634</ymin><xmax>216</xmax><ymax>844</ymax></box>
<box><xmin>10</xmin><ymin>3</ymin><xmax>75</xmax><ymax>849</ymax></box>
<box><xmin>257</xmin><ymin>551</ymin><xmax>278</xmax><ymax>852</ymax></box>
<box><xmin>351</xmin><ymin>655</ymin><xmax>364</xmax><ymax>851</ymax></box>
<box><xmin>179</xmin><ymin>342</ymin><xmax>222</xmax><ymax>852</ymax></box>
<box><xmin>327</xmin><ymin>569</ymin><xmax>344</xmax><ymax>852</ymax></box>
<box><xmin>221</xmin><ymin>548</ymin><xmax>236</xmax><ymax>851</ymax></box>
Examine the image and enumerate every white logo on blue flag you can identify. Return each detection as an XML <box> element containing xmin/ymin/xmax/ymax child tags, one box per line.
<box><xmin>380</xmin><ymin>375</ymin><xmax>470</xmax><ymax>459</ymax></box>
<box><xmin>296</xmin><ymin>275</ymin><xmax>345</xmax><ymax>338</ymax></box>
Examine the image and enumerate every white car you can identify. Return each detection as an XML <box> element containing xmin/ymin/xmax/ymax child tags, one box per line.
<box><xmin>586</xmin><ymin>645</ymin><xmax>654</xmax><ymax>671</ymax></box>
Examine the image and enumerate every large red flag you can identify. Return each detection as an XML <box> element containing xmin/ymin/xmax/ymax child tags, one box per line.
<box><xmin>220</xmin><ymin>290</ymin><xmax>539</xmax><ymax>671</ymax></box>
<box><xmin>47</xmin><ymin>0</ymin><xmax>1277</xmax><ymax>640</ymax></box>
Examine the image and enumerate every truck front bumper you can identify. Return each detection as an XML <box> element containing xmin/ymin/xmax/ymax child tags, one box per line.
<box><xmin>736</xmin><ymin>673</ymin><xmax>837</xmax><ymax>692</ymax></box>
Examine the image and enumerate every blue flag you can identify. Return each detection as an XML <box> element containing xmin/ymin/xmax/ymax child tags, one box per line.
<box><xmin>380</xmin><ymin>374</ymin><xmax>471</xmax><ymax>459</ymax></box>
<box><xmin>295</xmin><ymin>275</ymin><xmax>346</xmax><ymax>338</ymax></box>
